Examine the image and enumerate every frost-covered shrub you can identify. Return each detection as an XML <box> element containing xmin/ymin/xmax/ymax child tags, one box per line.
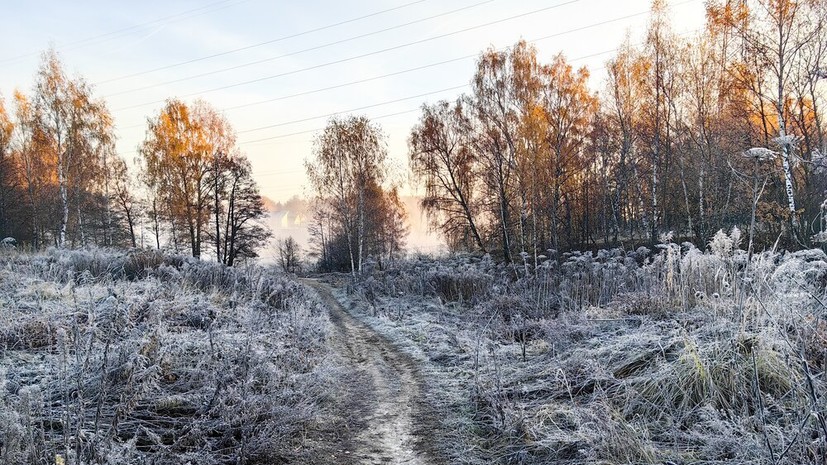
<box><xmin>121</xmin><ymin>249</ymin><xmax>167</xmax><ymax>279</ymax></box>
<box><xmin>0</xmin><ymin>318</ymin><xmax>56</xmax><ymax>350</ymax></box>
<box><xmin>0</xmin><ymin>368</ymin><xmax>27</xmax><ymax>464</ymax></box>
<box><xmin>555</xmin><ymin>249</ymin><xmax>645</xmax><ymax>311</ymax></box>
<box><xmin>611</xmin><ymin>291</ymin><xmax>667</xmax><ymax>318</ymax></box>
<box><xmin>709</xmin><ymin>227</ymin><xmax>741</xmax><ymax>258</ymax></box>
<box><xmin>12</xmin><ymin>247</ymin><xmax>184</xmax><ymax>283</ymax></box>
<box><xmin>173</xmin><ymin>259</ymin><xmax>308</xmax><ymax>312</ymax></box>
<box><xmin>480</xmin><ymin>295</ymin><xmax>544</xmax><ymax>343</ymax></box>
<box><xmin>678</xmin><ymin>244</ymin><xmax>736</xmax><ymax>307</ymax></box>
<box><xmin>771</xmin><ymin>249</ymin><xmax>827</xmax><ymax>294</ymax></box>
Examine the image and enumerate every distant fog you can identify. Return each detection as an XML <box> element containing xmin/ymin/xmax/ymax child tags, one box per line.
<box><xmin>260</xmin><ymin>196</ymin><xmax>446</xmax><ymax>264</ymax></box>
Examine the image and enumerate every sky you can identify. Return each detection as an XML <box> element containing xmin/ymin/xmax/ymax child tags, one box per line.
<box><xmin>0</xmin><ymin>0</ymin><xmax>707</xmax><ymax>205</ymax></box>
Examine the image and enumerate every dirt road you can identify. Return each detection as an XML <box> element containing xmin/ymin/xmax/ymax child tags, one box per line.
<box><xmin>302</xmin><ymin>279</ymin><xmax>437</xmax><ymax>465</ymax></box>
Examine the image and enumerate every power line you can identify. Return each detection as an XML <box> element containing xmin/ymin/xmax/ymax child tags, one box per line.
<box><xmin>123</xmin><ymin>33</ymin><xmax>697</xmax><ymax>151</ymax></box>
<box><xmin>151</xmin><ymin>3</ymin><xmax>676</xmax><ymax>116</ymax></box>
<box><xmin>115</xmin><ymin>67</ymin><xmax>472</xmax><ymax>131</ymax></box>
<box><xmin>117</xmin><ymin>55</ymin><xmax>475</xmax><ymax>129</ymax></box>
<box><xmin>119</xmin><ymin>86</ymin><xmax>463</xmax><ymax>151</ymax></box>
<box><xmin>104</xmin><ymin>0</ymin><xmax>494</xmax><ymax>98</ymax></box>
<box><xmin>96</xmin><ymin>0</ymin><xmax>429</xmax><ymax>85</ymax></box>
<box><xmin>0</xmin><ymin>0</ymin><xmax>249</xmax><ymax>66</ymax></box>
<box><xmin>234</xmin><ymin>30</ymin><xmax>704</xmax><ymax>146</ymax></box>
<box><xmin>116</xmin><ymin>0</ymin><xmax>703</xmax><ymax>153</ymax></box>
<box><xmin>241</xmin><ymin>108</ymin><xmax>422</xmax><ymax>145</ymax></box>
<box><xmin>112</xmin><ymin>0</ymin><xmax>579</xmax><ymax>112</ymax></box>
<box><xmin>111</xmin><ymin>0</ymin><xmax>702</xmax><ymax>116</ymax></box>
<box><xmin>236</xmin><ymin>85</ymin><xmax>467</xmax><ymax>134</ymax></box>
<box><xmin>114</xmin><ymin>0</ymin><xmax>681</xmax><ymax>129</ymax></box>
<box><xmin>235</xmin><ymin>4</ymin><xmax>706</xmax><ymax>192</ymax></box>
<box><xmin>115</xmin><ymin>15</ymin><xmax>684</xmax><ymax>134</ymax></box>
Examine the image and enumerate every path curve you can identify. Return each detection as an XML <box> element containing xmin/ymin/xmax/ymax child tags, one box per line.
<box><xmin>302</xmin><ymin>279</ymin><xmax>436</xmax><ymax>465</ymax></box>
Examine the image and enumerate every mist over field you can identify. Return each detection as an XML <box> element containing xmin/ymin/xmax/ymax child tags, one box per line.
<box><xmin>261</xmin><ymin>195</ymin><xmax>446</xmax><ymax>263</ymax></box>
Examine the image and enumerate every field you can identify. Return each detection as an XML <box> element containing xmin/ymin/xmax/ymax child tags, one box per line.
<box><xmin>342</xmin><ymin>232</ymin><xmax>827</xmax><ymax>464</ymax></box>
<box><xmin>0</xmin><ymin>249</ymin><xmax>360</xmax><ymax>464</ymax></box>
<box><xmin>1</xmin><ymin>235</ymin><xmax>827</xmax><ymax>464</ymax></box>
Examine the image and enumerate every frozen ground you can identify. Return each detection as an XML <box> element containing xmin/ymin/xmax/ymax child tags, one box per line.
<box><xmin>0</xmin><ymin>249</ymin><xmax>359</xmax><ymax>464</ymax></box>
<box><xmin>333</xmin><ymin>234</ymin><xmax>827</xmax><ymax>464</ymax></box>
<box><xmin>2</xmin><ymin>236</ymin><xmax>827</xmax><ymax>464</ymax></box>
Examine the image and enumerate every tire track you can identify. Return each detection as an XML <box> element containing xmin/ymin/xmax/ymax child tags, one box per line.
<box><xmin>302</xmin><ymin>279</ymin><xmax>434</xmax><ymax>465</ymax></box>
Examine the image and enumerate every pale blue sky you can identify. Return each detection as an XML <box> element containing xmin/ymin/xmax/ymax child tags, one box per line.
<box><xmin>0</xmin><ymin>0</ymin><xmax>706</xmax><ymax>202</ymax></box>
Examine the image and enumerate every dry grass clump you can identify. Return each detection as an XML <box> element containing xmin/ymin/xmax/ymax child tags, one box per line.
<box><xmin>5</xmin><ymin>247</ymin><xmax>176</xmax><ymax>283</ymax></box>
<box><xmin>0</xmin><ymin>249</ymin><xmax>350</xmax><ymax>465</ymax></box>
<box><xmin>172</xmin><ymin>259</ymin><xmax>308</xmax><ymax>311</ymax></box>
<box><xmin>629</xmin><ymin>333</ymin><xmax>802</xmax><ymax>419</ymax></box>
<box><xmin>592</xmin><ymin>404</ymin><xmax>658</xmax><ymax>465</ymax></box>
<box><xmin>0</xmin><ymin>318</ymin><xmax>57</xmax><ymax>350</ymax></box>
<box><xmin>480</xmin><ymin>296</ymin><xmax>544</xmax><ymax>339</ymax></box>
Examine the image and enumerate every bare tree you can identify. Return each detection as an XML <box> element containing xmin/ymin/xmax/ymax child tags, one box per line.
<box><xmin>409</xmin><ymin>99</ymin><xmax>487</xmax><ymax>252</ymax></box>
<box><xmin>111</xmin><ymin>157</ymin><xmax>140</xmax><ymax>248</ymax></box>
<box><xmin>277</xmin><ymin>236</ymin><xmax>301</xmax><ymax>273</ymax></box>
<box><xmin>471</xmin><ymin>45</ymin><xmax>523</xmax><ymax>262</ymax></box>
<box><xmin>217</xmin><ymin>156</ymin><xmax>270</xmax><ymax>266</ymax></box>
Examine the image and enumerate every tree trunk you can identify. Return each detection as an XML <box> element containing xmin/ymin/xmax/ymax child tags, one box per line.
<box><xmin>498</xmin><ymin>183</ymin><xmax>512</xmax><ymax>263</ymax></box>
<box><xmin>214</xmin><ymin>155</ymin><xmax>221</xmax><ymax>262</ymax></box>
<box><xmin>102</xmin><ymin>154</ymin><xmax>112</xmax><ymax>247</ymax></box>
<box><xmin>775</xmin><ymin>15</ymin><xmax>799</xmax><ymax>238</ymax></box>
<box><xmin>189</xmin><ymin>219</ymin><xmax>198</xmax><ymax>258</ymax></box>
<box><xmin>223</xmin><ymin>177</ymin><xmax>238</xmax><ymax>265</ymax></box>
<box><xmin>152</xmin><ymin>197</ymin><xmax>161</xmax><ymax>250</ymax></box>
<box><xmin>125</xmin><ymin>208</ymin><xmax>136</xmax><ymax>248</ymax></box>
<box><xmin>357</xmin><ymin>187</ymin><xmax>364</xmax><ymax>273</ymax></box>
<box><xmin>76</xmin><ymin>202</ymin><xmax>85</xmax><ymax>247</ymax></box>
<box><xmin>58</xmin><ymin>148</ymin><xmax>68</xmax><ymax>248</ymax></box>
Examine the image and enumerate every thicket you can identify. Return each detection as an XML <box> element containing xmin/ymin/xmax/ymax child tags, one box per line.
<box><xmin>0</xmin><ymin>52</ymin><xmax>271</xmax><ymax>262</ymax></box>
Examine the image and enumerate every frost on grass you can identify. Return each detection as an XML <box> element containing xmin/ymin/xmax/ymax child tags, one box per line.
<box><xmin>0</xmin><ymin>248</ymin><xmax>349</xmax><ymax>465</ymax></box>
<box><xmin>346</xmin><ymin>239</ymin><xmax>827</xmax><ymax>464</ymax></box>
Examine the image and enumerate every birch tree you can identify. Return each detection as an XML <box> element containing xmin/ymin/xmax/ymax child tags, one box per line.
<box><xmin>141</xmin><ymin>99</ymin><xmax>268</xmax><ymax>261</ymax></box>
<box><xmin>708</xmin><ymin>0</ymin><xmax>825</xmax><ymax>242</ymax></box>
<box><xmin>0</xmin><ymin>94</ymin><xmax>14</xmax><ymax>239</ymax></box>
<box><xmin>539</xmin><ymin>53</ymin><xmax>597</xmax><ymax>249</ymax></box>
<box><xmin>306</xmin><ymin>115</ymin><xmax>403</xmax><ymax>274</ymax></box>
<box><xmin>32</xmin><ymin>50</ymin><xmax>114</xmax><ymax>248</ymax></box>
<box><xmin>141</xmin><ymin>99</ymin><xmax>212</xmax><ymax>257</ymax></box>
<box><xmin>605</xmin><ymin>39</ymin><xmax>649</xmax><ymax>240</ymax></box>
<box><xmin>471</xmin><ymin>44</ymin><xmax>525</xmax><ymax>262</ymax></box>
